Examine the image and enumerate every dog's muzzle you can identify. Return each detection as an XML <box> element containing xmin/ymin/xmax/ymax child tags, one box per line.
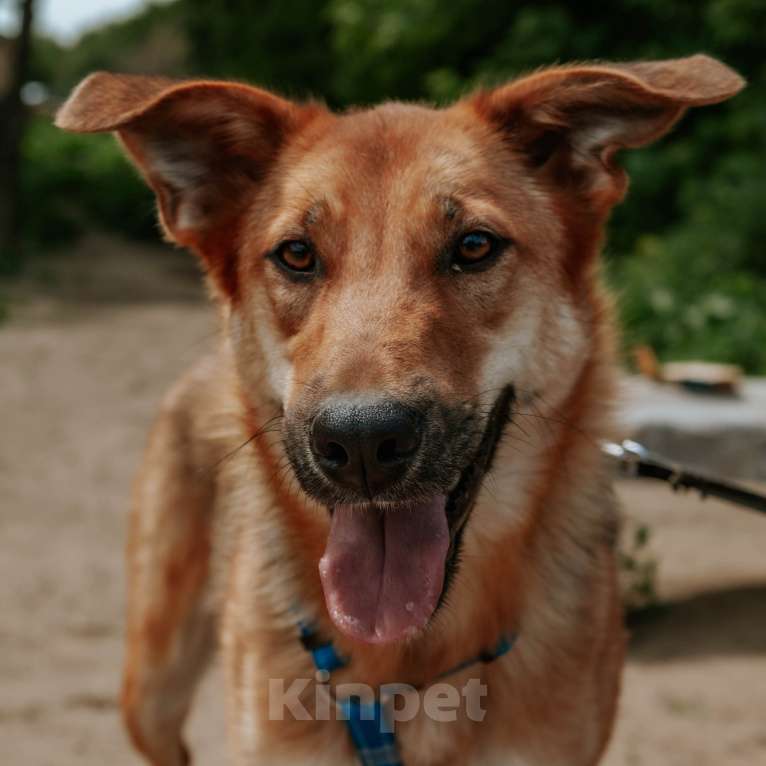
<box><xmin>285</xmin><ymin>387</ymin><xmax>514</xmax><ymax>645</ymax></box>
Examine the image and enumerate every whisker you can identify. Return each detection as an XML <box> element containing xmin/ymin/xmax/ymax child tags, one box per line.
<box><xmin>209</xmin><ymin>414</ymin><xmax>285</xmax><ymax>473</ymax></box>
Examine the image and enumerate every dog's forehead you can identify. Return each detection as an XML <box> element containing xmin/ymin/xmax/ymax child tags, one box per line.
<box><xmin>276</xmin><ymin>103</ymin><xmax>501</xmax><ymax>221</ymax></box>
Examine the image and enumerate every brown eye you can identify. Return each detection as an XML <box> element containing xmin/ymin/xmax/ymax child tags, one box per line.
<box><xmin>452</xmin><ymin>231</ymin><xmax>498</xmax><ymax>270</ymax></box>
<box><xmin>275</xmin><ymin>240</ymin><xmax>316</xmax><ymax>274</ymax></box>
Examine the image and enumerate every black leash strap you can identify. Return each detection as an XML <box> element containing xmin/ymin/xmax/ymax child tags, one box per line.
<box><xmin>603</xmin><ymin>440</ymin><xmax>766</xmax><ymax>516</ymax></box>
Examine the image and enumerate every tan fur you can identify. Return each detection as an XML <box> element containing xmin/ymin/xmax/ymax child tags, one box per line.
<box><xmin>56</xmin><ymin>55</ymin><xmax>744</xmax><ymax>766</ymax></box>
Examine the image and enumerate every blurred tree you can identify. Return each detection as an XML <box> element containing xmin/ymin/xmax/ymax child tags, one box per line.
<box><xmin>0</xmin><ymin>0</ymin><xmax>34</xmax><ymax>274</ymax></box>
<box><xmin>31</xmin><ymin>1</ymin><xmax>188</xmax><ymax>96</ymax></box>
<box><xmin>183</xmin><ymin>0</ymin><xmax>334</xmax><ymax>100</ymax></box>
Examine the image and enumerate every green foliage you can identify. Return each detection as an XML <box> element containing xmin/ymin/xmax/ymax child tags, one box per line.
<box><xmin>18</xmin><ymin>0</ymin><xmax>766</xmax><ymax>370</ymax></box>
<box><xmin>609</xmin><ymin>212</ymin><xmax>766</xmax><ymax>373</ymax></box>
<box><xmin>182</xmin><ymin>0</ymin><xmax>334</xmax><ymax>100</ymax></box>
<box><xmin>21</xmin><ymin>117</ymin><xmax>156</xmax><ymax>247</ymax></box>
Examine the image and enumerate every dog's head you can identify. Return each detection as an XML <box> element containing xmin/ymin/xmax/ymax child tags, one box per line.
<box><xmin>58</xmin><ymin>56</ymin><xmax>742</xmax><ymax>644</ymax></box>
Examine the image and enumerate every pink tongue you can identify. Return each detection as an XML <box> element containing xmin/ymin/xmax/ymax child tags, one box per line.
<box><xmin>318</xmin><ymin>498</ymin><xmax>449</xmax><ymax>644</ymax></box>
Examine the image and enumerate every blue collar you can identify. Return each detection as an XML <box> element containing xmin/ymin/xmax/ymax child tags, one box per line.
<box><xmin>298</xmin><ymin>619</ymin><xmax>516</xmax><ymax>766</ymax></box>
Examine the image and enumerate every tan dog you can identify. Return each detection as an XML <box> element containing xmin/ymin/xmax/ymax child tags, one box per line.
<box><xmin>57</xmin><ymin>55</ymin><xmax>742</xmax><ymax>766</ymax></box>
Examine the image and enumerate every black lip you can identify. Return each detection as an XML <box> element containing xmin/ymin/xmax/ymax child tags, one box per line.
<box><xmin>440</xmin><ymin>385</ymin><xmax>515</xmax><ymax>604</ymax></box>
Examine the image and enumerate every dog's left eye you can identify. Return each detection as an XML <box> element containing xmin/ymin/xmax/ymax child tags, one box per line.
<box><xmin>451</xmin><ymin>231</ymin><xmax>500</xmax><ymax>271</ymax></box>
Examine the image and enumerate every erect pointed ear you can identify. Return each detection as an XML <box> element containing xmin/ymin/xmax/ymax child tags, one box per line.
<box><xmin>469</xmin><ymin>54</ymin><xmax>745</xmax><ymax>213</ymax></box>
<box><xmin>56</xmin><ymin>72</ymin><xmax>324</xmax><ymax>300</ymax></box>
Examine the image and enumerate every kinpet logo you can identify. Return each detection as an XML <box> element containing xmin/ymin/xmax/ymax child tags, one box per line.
<box><xmin>269</xmin><ymin>671</ymin><xmax>488</xmax><ymax>733</ymax></box>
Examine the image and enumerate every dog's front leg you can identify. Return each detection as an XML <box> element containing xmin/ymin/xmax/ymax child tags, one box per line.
<box><xmin>121</xmin><ymin>403</ymin><xmax>218</xmax><ymax>766</ymax></box>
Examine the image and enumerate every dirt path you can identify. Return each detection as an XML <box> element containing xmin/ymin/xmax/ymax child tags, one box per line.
<box><xmin>1</xmin><ymin>237</ymin><xmax>764</xmax><ymax>765</ymax></box>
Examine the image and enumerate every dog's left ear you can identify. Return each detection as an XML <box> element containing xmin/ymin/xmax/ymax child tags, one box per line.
<box><xmin>470</xmin><ymin>54</ymin><xmax>744</xmax><ymax>212</ymax></box>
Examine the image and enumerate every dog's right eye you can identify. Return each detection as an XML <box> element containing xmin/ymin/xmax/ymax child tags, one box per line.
<box><xmin>272</xmin><ymin>240</ymin><xmax>317</xmax><ymax>275</ymax></box>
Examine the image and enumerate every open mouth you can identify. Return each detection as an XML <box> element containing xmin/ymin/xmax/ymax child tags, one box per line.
<box><xmin>318</xmin><ymin>386</ymin><xmax>514</xmax><ymax>644</ymax></box>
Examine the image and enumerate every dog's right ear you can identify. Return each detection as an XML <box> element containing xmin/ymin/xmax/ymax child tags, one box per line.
<box><xmin>56</xmin><ymin>72</ymin><xmax>324</xmax><ymax>300</ymax></box>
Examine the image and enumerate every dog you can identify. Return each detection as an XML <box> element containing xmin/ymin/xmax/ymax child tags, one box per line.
<box><xmin>57</xmin><ymin>54</ymin><xmax>743</xmax><ymax>766</ymax></box>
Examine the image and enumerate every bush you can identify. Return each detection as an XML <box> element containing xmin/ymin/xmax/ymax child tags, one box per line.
<box><xmin>609</xmin><ymin>237</ymin><xmax>766</xmax><ymax>374</ymax></box>
<box><xmin>609</xmin><ymin>130</ymin><xmax>766</xmax><ymax>373</ymax></box>
<box><xmin>21</xmin><ymin>116</ymin><xmax>157</xmax><ymax>249</ymax></box>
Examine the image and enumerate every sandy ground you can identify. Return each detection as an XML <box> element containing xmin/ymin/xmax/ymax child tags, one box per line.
<box><xmin>1</xmin><ymin>236</ymin><xmax>764</xmax><ymax>765</ymax></box>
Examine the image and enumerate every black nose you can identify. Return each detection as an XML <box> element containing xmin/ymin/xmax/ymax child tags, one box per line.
<box><xmin>310</xmin><ymin>397</ymin><xmax>422</xmax><ymax>497</ymax></box>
